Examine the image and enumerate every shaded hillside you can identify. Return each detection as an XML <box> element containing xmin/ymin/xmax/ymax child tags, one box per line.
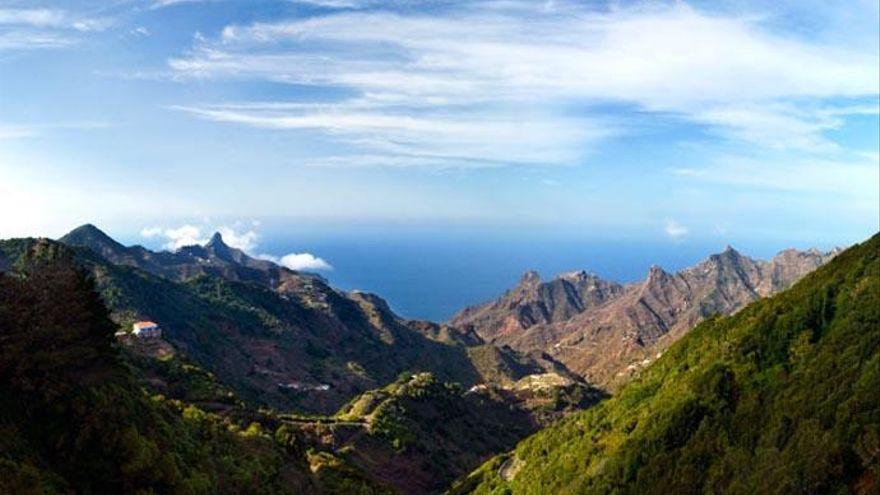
<box><xmin>451</xmin><ymin>233</ymin><xmax>879</xmax><ymax>495</ymax></box>
<box><xmin>0</xmin><ymin>240</ymin><xmax>388</xmax><ymax>495</ymax></box>
<box><xmin>452</xmin><ymin>245</ymin><xmax>838</xmax><ymax>390</ymax></box>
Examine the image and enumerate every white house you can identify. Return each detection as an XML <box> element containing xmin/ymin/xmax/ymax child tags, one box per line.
<box><xmin>132</xmin><ymin>321</ymin><xmax>161</xmax><ymax>339</ymax></box>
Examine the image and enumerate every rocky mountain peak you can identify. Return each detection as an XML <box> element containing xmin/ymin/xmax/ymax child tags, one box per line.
<box><xmin>646</xmin><ymin>264</ymin><xmax>669</xmax><ymax>283</ymax></box>
<box><xmin>205</xmin><ymin>231</ymin><xmax>230</xmax><ymax>252</ymax></box>
<box><xmin>206</xmin><ymin>231</ymin><xmax>226</xmax><ymax>247</ymax></box>
<box><xmin>715</xmin><ymin>245</ymin><xmax>743</xmax><ymax>260</ymax></box>
<box><xmin>204</xmin><ymin>231</ymin><xmax>240</xmax><ymax>262</ymax></box>
<box><xmin>703</xmin><ymin>245</ymin><xmax>748</xmax><ymax>272</ymax></box>
<box><xmin>519</xmin><ymin>270</ymin><xmax>541</xmax><ymax>285</ymax></box>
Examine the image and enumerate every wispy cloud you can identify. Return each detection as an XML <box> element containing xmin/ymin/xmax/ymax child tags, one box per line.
<box><xmin>171</xmin><ymin>102</ymin><xmax>612</xmax><ymax>167</ymax></box>
<box><xmin>0</xmin><ymin>7</ymin><xmax>114</xmax><ymax>51</ymax></box>
<box><xmin>0</xmin><ymin>121</ymin><xmax>112</xmax><ymax>140</ymax></box>
<box><xmin>166</xmin><ymin>1</ymin><xmax>879</xmax><ymax>167</ymax></box>
<box><xmin>0</xmin><ymin>124</ymin><xmax>36</xmax><ymax>140</ymax></box>
<box><xmin>149</xmin><ymin>0</ymin><xmax>223</xmax><ymax>10</ymax></box>
<box><xmin>130</xmin><ymin>26</ymin><xmax>150</xmax><ymax>37</ymax></box>
<box><xmin>670</xmin><ymin>152</ymin><xmax>880</xmax><ymax>197</ymax></box>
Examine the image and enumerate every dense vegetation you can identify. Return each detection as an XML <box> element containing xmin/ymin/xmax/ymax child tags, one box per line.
<box><xmin>327</xmin><ymin>372</ymin><xmax>535</xmax><ymax>493</ymax></box>
<box><xmin>452</xmin><ymin>234</ymin><xmax>880</xmax><ymax>494</ymax></box>
<box><xmin>0</xmin><ymin>240</ymin><xmax>386</xmax><ymax>494</ymax></box>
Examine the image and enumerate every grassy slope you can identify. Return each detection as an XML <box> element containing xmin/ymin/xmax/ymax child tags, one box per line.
<box><xmin>452</xmin><ymin>233</ymin><xmax>879</xmax><ymax>495</ymax></box>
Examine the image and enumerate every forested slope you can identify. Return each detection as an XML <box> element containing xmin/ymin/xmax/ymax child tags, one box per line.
<box><xmin>0</xmin><ymin>240</ymin><xmax>386</xmax><ymax>495</ymax></box>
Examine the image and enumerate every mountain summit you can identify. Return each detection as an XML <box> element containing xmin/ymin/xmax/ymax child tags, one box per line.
<box><xmin>204</xmin><ymin>231</ymin><xmax>229</xmax><ymax>251</ymax></box>
<box><xmin>59</xmin><ymin>224</ymin><xmax>128</xmax><ymax>258</ymax></box>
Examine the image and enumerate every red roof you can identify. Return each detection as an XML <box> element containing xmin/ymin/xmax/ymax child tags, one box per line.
<box><xmin>133</xmin><ymin>321</ymin><xmax>158</xmax><ymax>330</ymax></box>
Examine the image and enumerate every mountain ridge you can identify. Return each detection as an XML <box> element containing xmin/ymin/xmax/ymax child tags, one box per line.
<box><xmin>451</xmin><ymin>244</ymin><xmax>840</xmax><ymax>389</ymax></box>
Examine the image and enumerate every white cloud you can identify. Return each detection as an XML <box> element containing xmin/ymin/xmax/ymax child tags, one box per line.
<box><xmin>161</xmin><ymin>224</ymin><xmax>207</xmax><ymax>250</ymax></box>
<box><xmin>263</xmin><ymin>252</ymin><xmax>333</xmax><ymax>271</ymax></box>
<box><xmin>0</xmin><ymin>9</ymin><xmax>67</xmax><ymax>27</ymax></box>
<box><xmin>166</xmin><ymin>1</ymin><xmax>879</xmax><ymax>166</ymax></box>
<box><xmin>215</xmin><ymin>226</ymin><xmax>258</xmax><ymax>252</ymax></box>
<box><xmin>0</xmin><ymin>8</ymin><xmax>113</xmax><ymax>31</ymax></box>
<box><xmin>665</xmin><ymin>219</ymin><xmax>689</xmax><ymax>240</ymax></box>
<box><xmin>140</xmin><ymin>226</ymin><xmax>163</xmax><ymax>238</ymax></box>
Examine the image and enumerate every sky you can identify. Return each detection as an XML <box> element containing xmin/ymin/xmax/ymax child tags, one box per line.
<box><xmin>0</xmin><ymin>0</ymin><xmax>878</xmax><ymax>264</ymax></box>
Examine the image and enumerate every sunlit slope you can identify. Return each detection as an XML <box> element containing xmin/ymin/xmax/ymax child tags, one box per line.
<box><xmin>452</xmin><ymin>233</ymin><xmax>879</xmax><ymax>495</ymax></box>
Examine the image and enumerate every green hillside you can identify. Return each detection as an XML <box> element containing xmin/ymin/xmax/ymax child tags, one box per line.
<box><xmin>451</xmin><ymin>233</ymin><xmax>880</xmax><ymax>495</ymax></box>
<box><xmin>0</xmin><ymin>235</ymin><xmax>488</xmax><ymax>414</ymax></box>
<box><xmin>0</xmin><ymin>240</ymin><xmax>386</xmax><ymax>495</ymax></box>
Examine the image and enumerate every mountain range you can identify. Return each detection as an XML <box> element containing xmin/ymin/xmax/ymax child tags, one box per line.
<box><xmin>23</xmin><ymin>224</ymin><xmax>575</xmax><ymax>415</ymax></box>
<box><xmin>1</xmin><ymin>223</ymin><xmax>869</xmax><ymax>495</ymax></box>
<box><xmin>452</xmin><ymin>244</ymin><xmax>839</xmax><ymax>388</ymax></box>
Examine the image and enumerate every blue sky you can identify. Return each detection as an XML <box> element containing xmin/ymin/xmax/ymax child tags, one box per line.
<box><xmin>0</xmin><ymin>0</ymin><xmax>878</xmax><ymax>260</ymax></box>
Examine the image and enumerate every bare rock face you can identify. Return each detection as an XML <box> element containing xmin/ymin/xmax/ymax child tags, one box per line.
<box><xmin>452</xmin><ymin>245</ymin><xmax>839</xmax><ymax>390</ymax></box>
<box><xmin>451</xmin><ymin>269</ymin><xmax>625</xmax><ymax>340</ymax></box>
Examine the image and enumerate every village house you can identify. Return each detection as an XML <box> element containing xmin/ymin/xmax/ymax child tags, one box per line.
<box><xmin>132</xmin><ymin>321</ymin><xmax>162</xmax><ymax>339</ymax></box>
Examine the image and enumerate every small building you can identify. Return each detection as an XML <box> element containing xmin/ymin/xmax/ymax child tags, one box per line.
<box><xmin>132</xmin><ymin>321</ymin><xmax>161</xmax><ymax>339</ymax></box>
